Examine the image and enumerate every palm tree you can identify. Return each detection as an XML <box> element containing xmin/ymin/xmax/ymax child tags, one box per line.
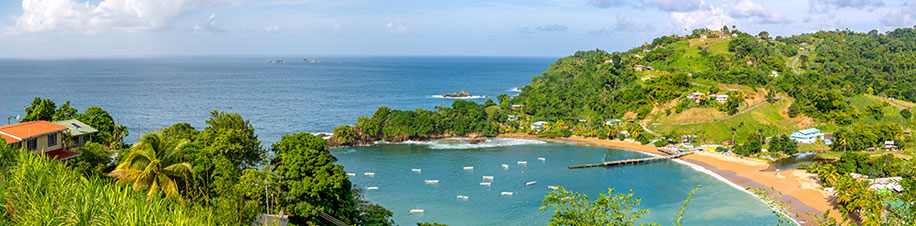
<box><xmin>109</xmin><ymin>132</ymin><xmax>192</xmax><ymax>197</ymax></box>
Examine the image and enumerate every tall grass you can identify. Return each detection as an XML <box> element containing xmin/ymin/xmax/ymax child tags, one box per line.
<box><xmin>0</xmin><ymin>147</ymin><xmax>227</xmax><ymax>226</ymax></box>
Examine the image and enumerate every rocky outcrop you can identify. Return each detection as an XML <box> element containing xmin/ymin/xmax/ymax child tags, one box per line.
<box><xmin>443</xmin><ymin>90</ymin><xmax>473</xmax><ymax>98</ymax></box>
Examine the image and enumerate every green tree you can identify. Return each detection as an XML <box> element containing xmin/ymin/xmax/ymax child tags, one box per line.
<box><xmin>271</xmin><ymin>132</ymin><xmax>356</xmax><ymax>225</ymax></box>
<box><xmin>900</xmin><ymin>109</ymin><xmax>911</xmax><ymax>120</ymax></box>
<box><xmin>724</xmin><ymin>96</ymin><xmax>742</xmax><ymax>115</ymax></box>
<box><xmin>353</xmin><ymin>186</ymin><xmax>395</xmax><ymax>226</ymax></box>
<box><xmin>67</xmin><ymin>142</ymin><xmax>113</xmax><ymax>179</ymax></box>
<box><xmin>75</xmin><ymin>106</ymin><xmax>128</xmax><ymax>144</ymax></box>
<box><xmin>22</xmin><ymin>97</ymin><xmax>57</xmax><ymax>122</ymax></box>
<box><xmin>108</xmin><ymin>132</ymin><xmax>193</xmax><ymax>197</ymax></box>
<box><xmin>541</xmin><ymin>185</ymin><xmax>700</xmax><ymax>226</ymax></box>
<box><xmin>53</xmin><ymin>101</ymin><xmax>78</xmax><ymax>121</ymax></box>
<box><xmin>200</xmin><ymin>111</ymin><xmax>263</xmax><ymax>168</ymax></box>
<box><xmin>865</xmin><ymin>104</ymin><xmax>884</xmax><ymax>120</ymax></box>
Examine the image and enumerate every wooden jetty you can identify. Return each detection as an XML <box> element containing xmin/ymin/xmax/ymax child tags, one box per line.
<box><xmin>568</xmin><ymin>152</ymin><xmax>695</xmax><ymax>169</ymax></box>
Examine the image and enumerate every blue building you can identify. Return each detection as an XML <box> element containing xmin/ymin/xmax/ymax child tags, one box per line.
<box><xmin>790</xmin><ymin>128</ymin><xmax>824</xmax><ymax>144</ymax></box>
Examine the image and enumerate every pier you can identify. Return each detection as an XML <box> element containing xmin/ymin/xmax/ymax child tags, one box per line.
<box><xmin>568</xmin><ymin>152</ymin><xmax>695</xmax><ymax>169</ymax></box>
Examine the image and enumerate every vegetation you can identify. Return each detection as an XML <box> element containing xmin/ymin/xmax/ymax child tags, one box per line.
<box><xmin>541</xmin><ymin>185</ymin><xmax>700</xmax><ymax>226</ymax></box>
<box><xmin>21</xmin><ymin>97</ymin><xmax>129</xmax><ymax>145</ymax></box>
<box><xmin>109</xmin><ymin>132</ymin><xmax>193</xmax><ymax>197</ymax></box>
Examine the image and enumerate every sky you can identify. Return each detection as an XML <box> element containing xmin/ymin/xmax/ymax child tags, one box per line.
<box><xmin>0</xmin><ymin>0</ymin><xmax>915</xmax><ymax>58</ymax></box>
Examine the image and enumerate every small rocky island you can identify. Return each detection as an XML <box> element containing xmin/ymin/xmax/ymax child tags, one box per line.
<box><xmin>443</xmin><ymin>90</ymin><xmax>485</xmax><ymax>98</ymax></box>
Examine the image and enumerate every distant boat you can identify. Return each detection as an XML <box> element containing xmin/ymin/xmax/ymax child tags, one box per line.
<box><xmin>411</xmin><ymin>168</ymin><xmax>422</xmax><ymax>173</ymax></box>
<box><xmin>266</xmin><ymin>60</ymin><xmax>273</xmax><ymax>63</ymax></box>
<box><xmin>547</xmin><ymin>186</ymin><xmax>559</xmax><ymax>190</ymax></box>
<box><xmin>364</xmin><ymin>172</ymin><xmax>375</xmax><ymax>176</ymax></box>
<box><xmin>410</xmin><ymin>209</ymin><xmax>424</xmax><ymax>214</ymax></box>
<box><xmin>367</xmin><ymin>186</ymin><xmax>379</xmax><ymax>191</ymax></box>
<box><xmin>501</xmin><ymin>164</ymin><xmax>509</xmax><ymax>169</ymax></box>
<box><xmin>456</xmin><ymin>195</ymin><xmax>469</xmax><ymax>200</ymax></box>
<box><xmin>500</xmin><ymin>192</ymin><xmax>514</xmax><ymax>196</ymax></box>
<box><xmin>424</xmin><ymin>180</ymin><xmax>439</xmax><ymax>184</ymax></box>
<box><xmin>479</xmin><ymin>182</ymin><xmax>492</xmax><ymax>186</ymax></box>
<box><xmin>482</xmin><ymin>176</ymin><xmax>494</xmax><ymax>180</ymax></box>
<box><xmin>312</xmin><ymin>58</ymin><xmax>319</xmax><ymax>63</ymax></box>
<box><xmin>275</xmin><ymin>59</ymin><xmax>285</xmax><ymax>63</ymax></box>
<box><xmin>463</xmin><ymin>166</ymin><xmax>474</xmax><ymax>170</ymax></box>
<box><xmin>538</xmin><ymin>157</ymin><xmax>546</xmax><ymax>161</ymax></box>
<box><xmin>525</xmin><ymin>181</ymin><xmax>537</xmax><ymax>186</ymax></box>
<box><xmin>517</xmin><ymin>161</ymin><xmax>527</xmax><ymax>165</ymax></box>
<box><xmin>346</xmin><ymin>173</ymin><xmax>356</xmax><ymax>176</ymax></box>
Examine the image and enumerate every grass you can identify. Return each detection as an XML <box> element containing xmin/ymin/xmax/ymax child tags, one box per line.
<box><xmin>0</xmin><ymin>147</ymin><xmax>225</xmax><ymax>225</ymax></box>
<box><xmin>847</xmin><ymin>95</ymin><xmax>912</xmax><ymax>127</ymax></box>
<box><xmin>650</xmin><ymin>98</ymin><xmax>804</xmax><ymax>144</ymax></box>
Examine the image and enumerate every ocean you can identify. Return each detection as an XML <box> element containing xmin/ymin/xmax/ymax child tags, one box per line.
<box><xmin>0</xmin><ymin>56</ymin><xmax>778</xmax><ymax>225</ymax></box>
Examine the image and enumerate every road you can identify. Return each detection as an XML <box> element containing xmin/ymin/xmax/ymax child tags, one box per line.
<box><xmin>791</xmin><ymin>47</ymin><xmax>810</xmax><ymax>74</ymax></box>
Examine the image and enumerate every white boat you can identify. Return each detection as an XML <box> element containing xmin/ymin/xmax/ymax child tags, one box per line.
<box><xmin>411</xmin><ymin>168</ymin><xmax>422</xmax><ymax>173</ymax></box>
<box><xmin>538</xmin><ymin>157</ymin><xmax>546</xmax><ymax>161</ymax></box>
<box><xmin>525</xmin><ymin>181</ymin><xmax>537</xmax><ymax>186</ymax></box>
<box><xmin>456</xmin><ymin>195</ymin><xmax>469</xmax><ymax>200</ymax></box>
<box><xmin>367</xmin><ymin>186</ymin><xmax>379</xmax><ymax>191</ymax></box>
<box><xmin>517</xmin><ymin>161</ymin><xmax>527</xmax><ymax>165</ymax></box>
<box><xmin>424</xmin><ymin>180</ymin><xmax>440</xmax><ymax>184</ymax></box>
<box><xmin>500</xmin><ymin>192</ymin><xmax>514</xmax><ymax>196</ymax></box>
<box><xmin>479</xmin><ymin>182</ymin><xmax>492</xmax><ymax>186</ymax></box>
<box><xmin>364</xmin><ymin>172</ymin><xmax>375</xmax><ymax>176</ymax></box>
<box><xmin>501</xmin><ymin>164</ymin><xmax>509</xmax><ymax>169</ymax></box>
<box><xmin>346</xmin><ymin>173</ymin><xmax>356</xmax><ymax>176</ymax></box>
<box><xmin>481</xmin><ymin>176</ymin><xmax>494</xmax><ymax>180</ymax></box>
<box><xmin>463</xmin><ymin>166</ymin><xmax>474</xmax><ymax>170</ymax></box>
<box><xmin>547</xmin><ymin>186</ymin><xmax>559</xmax><ymax>190</ymax></box>
<box><xmin>409</xmin><ymin>209</ymin><xmax>424</xmax><ymax>214</ymax></box>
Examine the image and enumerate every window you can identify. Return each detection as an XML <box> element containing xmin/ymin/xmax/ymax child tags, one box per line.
<box><xmin>47</xmin><ymin>133</ymin><xmax>57</xmax><ymax>146</ymax></box>
<box><xmin>27</xmin><ymin>139</ymin><xmax>37</xmax><ymax>150</ymax></box>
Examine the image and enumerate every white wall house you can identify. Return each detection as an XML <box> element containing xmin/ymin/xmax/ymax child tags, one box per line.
<box><xmin>790</xmin><ymin>128</ymin><xmax>824</xmax><ymax>144</ymax></box>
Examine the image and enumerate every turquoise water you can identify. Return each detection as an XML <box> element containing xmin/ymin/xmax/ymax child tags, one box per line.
<box><xmin>334</xmin><ymin>138</ymin><xmax>779</xmax><ymax>225</ymax></box>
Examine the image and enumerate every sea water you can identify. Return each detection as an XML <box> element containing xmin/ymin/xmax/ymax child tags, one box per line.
<box><xmin>335</xmin><ymin>139</ymin><xmax>779</xmax><ymax>225</ymax></box>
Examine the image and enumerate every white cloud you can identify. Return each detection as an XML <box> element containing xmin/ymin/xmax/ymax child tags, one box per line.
<box><xmin>193</xmin><ymin>13</ymin><xmax>224</xmax><ymax>33</ymax></box>
<box><xmin>880</xmin><ymin>0</ymin><xmax>916</xmax><ymax>27</ymax></box>
<box><xmin>264</xmin><ymin>25</ymin><xmax>280</xmax><ymax>32</ymax></box>
<box><xmin>386</xmin><ymin>22</ymin><xmax>408</xmax><ymax>34</ymax></box>
<box><xmin>669</xmin><ymin>0</ymin><xmax>790</xmax><ymax>31</ymax></box>
<box><xmin>586</xmin><ymin>0</ymin><xmax>629</xmax><ymax>8</ymax></box>
<box><xmin>651</xmin><ymin>0</ymin><xmax>703</xmax><ymax>12</ymax></box>
<box><xmin>331</xmin><ymin>23</ymin><xmax>341</xmax><ymax>31</ymax></box>
<box><xmin>589</xmin><ymin>12</ymin><xmax>654</xmax><ymax>35</ymax></box>
<box><xmin>809</xmin><ymin>0</ymin><xmax>884</xmax><ymax>12</ymax></box>
<box><xmin>803</xmin><ymin>13</ymin><xmax>847</xmax><ymax>30</ymax></box>
<box><xmin>13</xmin><ymin>0</ymin><xmax>242</xmax><ymax>33</ymax></box>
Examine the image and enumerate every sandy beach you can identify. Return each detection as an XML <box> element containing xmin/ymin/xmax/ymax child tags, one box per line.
<box><xmin>498</xmin><ymin>134</ymin><xmax>843</xmax><ymax>226</ymax></box>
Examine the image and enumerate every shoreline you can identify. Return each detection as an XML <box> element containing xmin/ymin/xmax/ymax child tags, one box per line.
<box><xmin>496</xmin><ymin>134</ymin><xmax>841</xmax><ymax>226</ymax></box>
<box><xmin>334</xmin><ymin>134</ymin><xmax>842</xmax><ymax>225</ymax></box>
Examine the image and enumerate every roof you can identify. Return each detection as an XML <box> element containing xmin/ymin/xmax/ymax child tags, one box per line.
<box><xmin>0</xmin><ymin>121</ymin><xmax>69</xmax><ymax>144</ymax></box>
<box><xmin>794</xmin><ymin>128</ymin><xmax>821</xmax><ymax>135</ymax></box>
<box><xmin>53</xmin><ymin>119</ymin><xmax>99</xmax><ymax>136</ymax></box>
<box><xmin>43</xmin><ymin>149</ymin><xmax>82</xmax><ymax>161</ymax></box>
<box><xmin>532</xmin><ymin>121</ymin><xmax>549</xmax><ymax>125</ymax></box>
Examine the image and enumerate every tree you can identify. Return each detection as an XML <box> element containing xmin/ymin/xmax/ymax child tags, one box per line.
<box><xmin>272</xmin><ymin>132</ymin><xmax>356</xmax><ymax>225</ymax></box>
<box><xmin>22</xmin><ymin>97</ymin><xmax>57</xmax><ymax>122</ymax></box>
<box><xmin>865</xmin><ymin>104</ymin><xmax>884</xmax><ymax>120</ymax></box>
<box><xmin>75</xmin><ymin>106</ymin><xmax>127</xmax><ymax>145</ymax></box>
<box><xmin>201</xmin><ymin>111</ymin><xmax>263</xmax><ymax>169</ymax></box>
<box><xmin>53</xmin><ymin>101</ymin><xmax>78</xmax><ymax>121</ymax></box>
<box><xmin>353</xmin><ymin>186</ymin><xmax>395</xmax><ymax>226</ymax></box>
<box><xmin>67</xmin><ymin>142</ymin><xmax>113</xmax><ymax>178</ymax></box>
<box><xmin>724</xmin><ymin>96</ymin><xmax>742</xmax><ymax>115</ymax></box>
<box><xmin>768</xmin><ymin>135</ymin><xmax>798</xmax><ymax>155</ymax></box>
<box><xmin>541</xmin><ymin>185</ymin><xmax>700</xmax><ymax>226</ymax></box>
<box><xmin>901</xmin><ymin>109</ymin><xmax>911</xmax><ymax>120</ymax></box>
<box><xmin>109</xmin><ymin>132</ymin><xmax>192</xmax><ymax>197</ymax></box>
<box><xmin>758</xmin><ymin>31</ymin><xmax>770</xmax><ymax>40</ymax></box>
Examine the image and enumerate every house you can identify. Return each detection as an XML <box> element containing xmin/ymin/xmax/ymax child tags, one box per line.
<box><xmin>790</xmin><ymin>128</ymin><xmax>824</xmax><ymax>144</ymax></box>
<box><xmin>641</xmin><ymin>74</ymin><xmax>657</xmax><ymax>81</ymax></box>
<box><xmin>634</xmin><ymin>54</ymin><xmax>644</xmax><ymax>59</ymax></box>
<box><xmin>686</xmin><ymin>92</ymin><xmax>705</xmax><ymax>103</ymax></box>
<box><xmin>731</xmin><ymin>33</ymin><xmax>738</xmax><ymax>38</ymax></box>
<box><xmin>511</xmin><ymin>104</ymin><xmax>525</xmax><ymax>109</ymax></box>
<box><xmin>700</xmin><ymin>35</ymin><xmax>707</xmax><ymax>39</ymax></box>
<box><xmin>507</xmin><ymin>115</ymin><xmax>519</xmax><ymax>122</ymax></box>
<box><xmin>53</xmin><ymin>119</ymin><xmax>98</xmax><ymax>149</ymax></box>
<box><xmin>0</xmin><ymin>121</ymin><xmax>81</xmax><ymax>160</ymax></box>
<box><xmin>605</xmin><ymin>119</ymin><xmax>622</xmax><ymax>126</ymax></box>
<box><xmin>713</xmin><ymin>94</ymin><xmax>729</xmax><ymax>104</ymax></box>
<box><xmin>722</xmin><ymin>140</ymin><xmax>735</xmax><ymax>146</ymax></box>
<box><xmin>531</xmin><ymin>121</ymin><xmax>549</xmax><ymax>131</ymax></box>
<box><xmin>634</xmin><ymin>65</ymin><xmax>647</xmax><ymax>71</ymax></box>
<box><xmin>642</xmin><ymin>49</ymin><xmax>651</xmax><ymax>53</ymax></box>
<box><xmin>604</xmin><ymin>59</ymin><xmax>614</xmax><ymax>64</ymax></box>
<box><xmin>676</xmin><ymin>35</ymin><xmax>686</xmax><ymax>40</ymax></box>
<box><xmin>578</xmin><ymin>119</ymin><xmax>587</xmax><ymax>123</ymax></box>
<box><xmin>885</xmin><ymin>141</ymin><xmax>897</xmax><ymax>151</ymax></box>
<box><xmin>681</xmin><ymin>135</ymin><xmax>697</xmax><ymax>144</ymax></box>
<box><xmin>770</xmin><ymin>71</ymin><xmax>779</xmax><ymax>77</ymax></box>
<box><xmin>870</xmin><ymin>177</ymin><xmax>903</xmax><ymax>192</ymax></box>
<box><xmin>618</xmin><ymin>130</ymin><xmax>630</xmax><ymax>138</ymax></box>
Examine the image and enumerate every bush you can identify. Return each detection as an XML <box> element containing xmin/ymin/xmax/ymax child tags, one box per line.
<box><xmin>654</xmin><ymin>139</ymin><xmax>670</xmax><ymax>147</ymax></box>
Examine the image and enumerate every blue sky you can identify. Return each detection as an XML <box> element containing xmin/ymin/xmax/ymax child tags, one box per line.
<box><xmin>0</xmin><ymin>0</ymin><xmax>914</xmax><ymax>58</ymax></box>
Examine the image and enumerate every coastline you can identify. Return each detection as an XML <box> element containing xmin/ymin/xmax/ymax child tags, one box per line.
<box><xmin>495</xmin><ymin>134</ymin><xmax>841</xmax><ymax>226</ymax></box>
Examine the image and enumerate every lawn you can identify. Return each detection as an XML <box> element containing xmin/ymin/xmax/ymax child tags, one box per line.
<box><xmin>650</xmin><ymin>98</ymin><xmax>804</xmax><ymax>144</ymax></box>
